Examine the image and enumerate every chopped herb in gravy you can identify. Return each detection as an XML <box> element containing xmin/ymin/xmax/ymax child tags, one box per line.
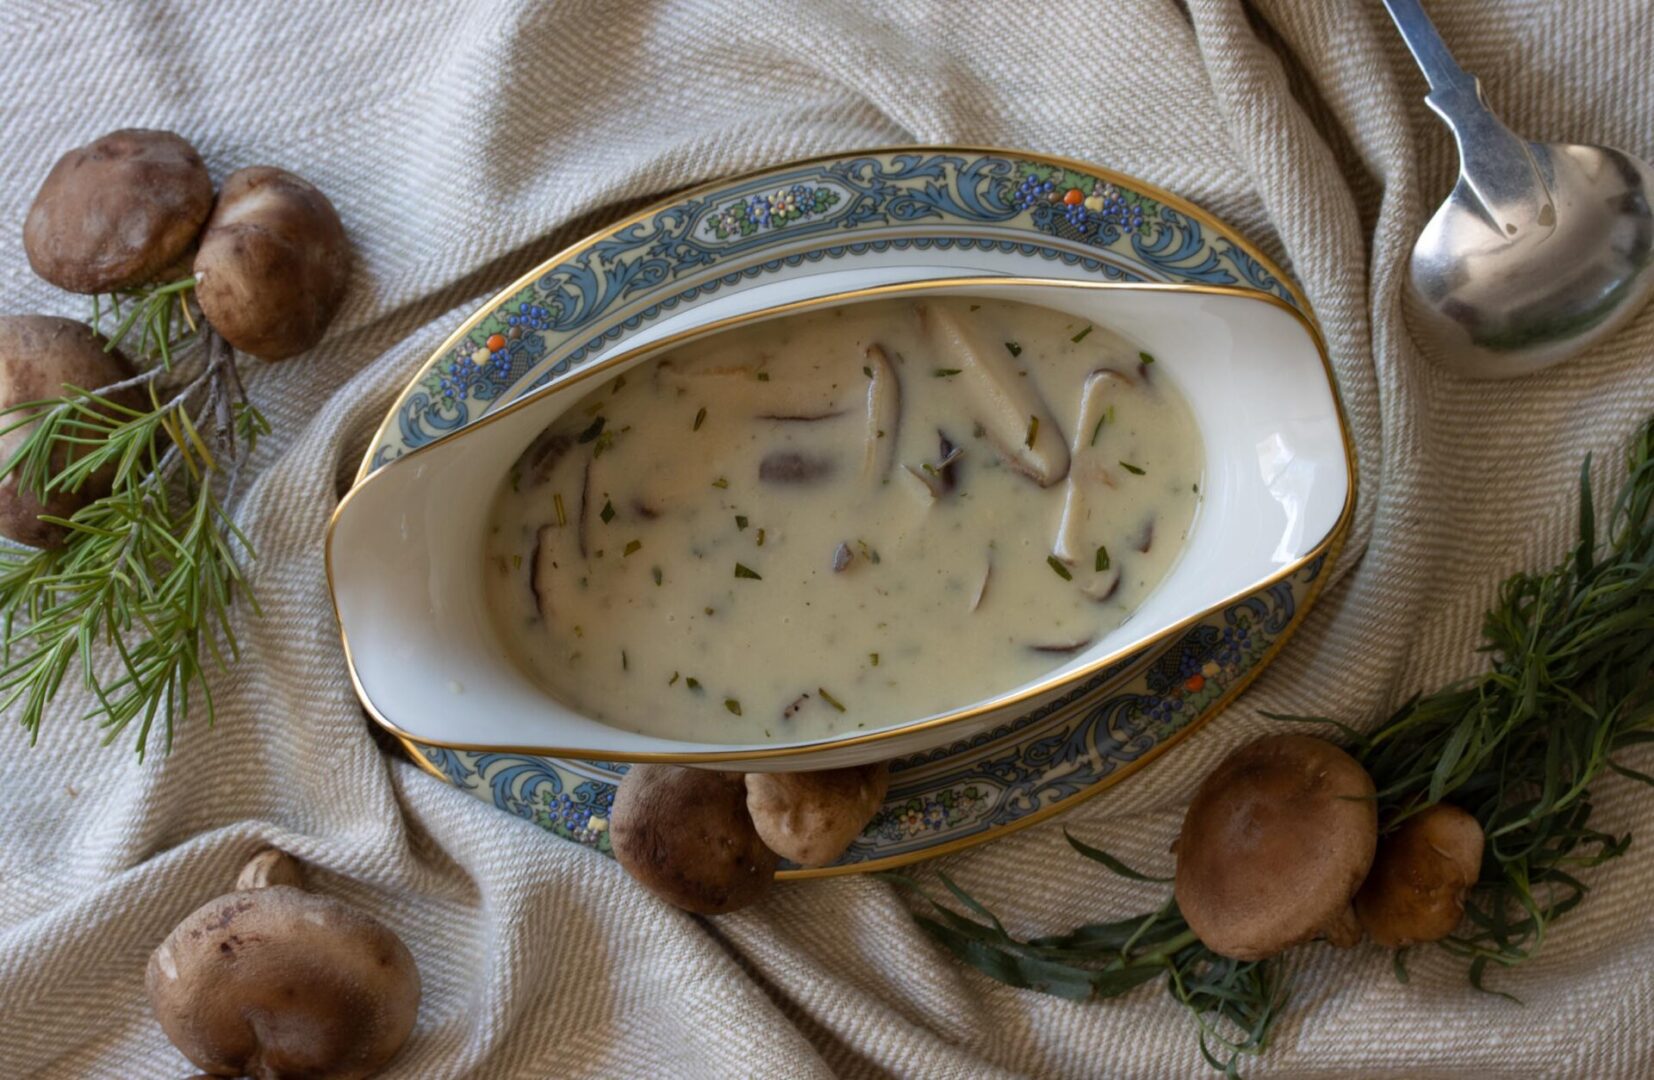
<box><xmin>485</xmin><ymin>298</ymin><xmax>1202</xmax><ymax>743</ymax></box>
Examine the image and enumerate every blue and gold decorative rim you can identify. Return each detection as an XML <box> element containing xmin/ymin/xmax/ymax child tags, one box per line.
<box><xmin>349</xmin><ymin>146</ymin><xmax>1352</xmax><ymax>878</ymax></box>
<box><xmin>360</xmin><ymin>147</ymin><xmax>1306</xmax><ymax>471</ymax></box>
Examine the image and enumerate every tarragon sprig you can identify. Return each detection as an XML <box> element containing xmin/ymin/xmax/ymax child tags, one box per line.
<box><xmin>1334</xmin><ymin>412</ymin><xmax>1654</xmax><ymax>990</ymax></box>
<box><xmin>881</xmin><ymin>832</ymin><xmax>1286</xmax><ymax>1077</ymax></box>
<box><xmin>893</xmin><ymin>414</ymin><xmax>1654</xmax><ymax>1073</ymax></box>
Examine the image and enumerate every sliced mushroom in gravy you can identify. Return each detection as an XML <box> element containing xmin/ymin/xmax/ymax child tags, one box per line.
<box><xmin>485</xmin><ymin>298</ymin><xmax>1203</xmax><ymax>743</ymax></box>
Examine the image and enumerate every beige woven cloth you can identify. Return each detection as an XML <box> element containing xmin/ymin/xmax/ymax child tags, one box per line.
<box><xmin>2</xmin><ymin>1</ymin><xmax>1652</xmax><ymax>1076</ymax></box>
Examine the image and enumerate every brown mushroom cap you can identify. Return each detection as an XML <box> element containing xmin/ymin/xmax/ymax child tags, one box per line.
<box><xmin>1356</xmin><ymin>803</ymin><xmax>1484</xmax><ymax>948</ymax></box>
<box><xmin>744</xmin><ymin>763</ymin><xmax>889</xmax><ymax>868</ymax></box>
<box><xmin>147</xmin><ymin>885</ymin><xmax>419</xmax><ymax>1080</ymax></box>
<box><xmin>24</xmin><ymin>129</ymin><xmax>213</xmax><ymax>294</ymax></box>
<box><xmin>610</xmin><ymin>764</ymin><xmax>778</xmax><ymax>914</ymax></box>
<box><xmin>0</xmin><ymin>316</ymin><xmax>137</xmax><ymax>548</ymax></box>
<box><xmin>193</xmin><ymin>166</ymin><xmax>349</xmax><ymax>361</ymax></box>
<box><xmin>1174</xmin><ymin>734</ymin><xmax>1378</xmax><ymax>961</ymax></box>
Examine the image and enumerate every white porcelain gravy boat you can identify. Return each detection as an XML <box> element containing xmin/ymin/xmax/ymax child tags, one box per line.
<box><xmin>327</xmin><ymin>278</ymin><xmax>1350</xmax><ymax>771</ymax></box>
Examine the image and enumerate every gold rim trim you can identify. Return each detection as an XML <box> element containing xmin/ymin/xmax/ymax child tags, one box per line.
<box><xmin>353</xmin><ymin>143</ymin><xmax>1311</xmax><ymax>488</ymax></box>
<box><xmin>330</xmin><ymin>276</ymin><xmax>1355</xmax><ymax>764</ymax></box>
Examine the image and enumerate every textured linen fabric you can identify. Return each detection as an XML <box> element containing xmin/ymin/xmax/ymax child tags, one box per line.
<box><xmin>2</xmin><ymin>1</ymin><xmax>1653</xmax><ymax>1076</ymax></box>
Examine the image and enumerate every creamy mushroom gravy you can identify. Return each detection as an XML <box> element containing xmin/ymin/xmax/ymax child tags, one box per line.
<box><xmin>484</xmin><ymin>298</ymin><xmax>1203</xmax><ymax>743</ymax></box>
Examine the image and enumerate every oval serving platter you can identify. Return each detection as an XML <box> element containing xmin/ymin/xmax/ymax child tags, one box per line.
<box><xmin>351</xmin><ymin>146</ymin><xmax>1354</xmax><ymax>878</ymax></box>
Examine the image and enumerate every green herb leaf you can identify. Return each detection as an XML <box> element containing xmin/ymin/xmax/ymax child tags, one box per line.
<box><xmin>1063</xmin><ymin>831</ymin><xmax>1170</xmax><ymax>882</ymax></box>
<box><xmin>756</xmin><ymin>528</ymin><xmax>766</xmax><ymax>547</ymax></box>
<box><xmin>1025</xmin><ymin>415</ymin><xmax>1039</xmax><ymax>449</ymax></box>
<box><xmin>1046</xmin><ymin>555</ymin><xmax>1072</xmax><ymax>581</ymax></box>
<box><xmin>869</xmin><ymin>652</ymin><xmax>879</xmax><ymax>667</ymax></box>
<box><xmin>669</xmin><ymin>671</ymin><xmax>679</xmax><ymax>685</ymax></box>
<box><xmin>686</xmin><ymin>676</ymin><xmax>701</xmax><ymax>690</ymax></box>
<box><xmin>884</xmin><ymin>862</ymin><xmax>1274</xmax><ymax>1073</ymax></box>
<box><xmin>623</xmin><ymin>539</ymin><xmax>641</xmax><ymax>557</ymax></box>
<box><xmin>1005</xmin><ymin>341</ymin><xmax>1022</xmax><ymax>357</ymax></box>
<box><xmin>756</xmin><ymin>372</ymin><xmax>770</xmax><ymax>382</ymax></box>
<box><xmin>693</xmin><ymin>406</ymin><xmax>707</xmax><ymax>431</ymax></box>
<box><xmin>1090</xmin><ymin>415</ymin><xmax>1106</xmax><ymax>447</ymax></box>
<box><xmin>711</xmin><ymin>476</ymin><xmax>729</xmax><ymax>489</ymax></box>
<box><xmin>1071</xmin><ymin>325</ymin><xmax>1094</xmax><ymax>343</ymax></box>
<box><xmin>1119</xmin><ymin>461</ymin><xmax>1145</xmax><ymax>476</ymax></box>
<box><xmin>933</xmin><ymin>368</ymin><xmax>962</xmax><ymax>378</ymax></box>
<box><xmin>863</xmin><ymin>365</ymin><xmax>873</xmax><ymax>378</ymax></box>
<box><xmin>553</xmin><ymin>492</ymin><xmax>567</xmax><ymax>526</ymax></box>
<box><xmin>651</xmin><ymin>566</ymin><xmax>663</xmax><ymax>586</ymax></box>
<box><xmin>734</xmin><ymin>563</ymin><xmax>762</xmax><ymax>580</ymax></box>
<box><xmin>735</xmin><ymin>515</ymin><xmax>748</xmax><ymax>530</ymax></box>
<box><xmin>818</xmin><ymin>687</ymin><xmax>846</xmax><ymax>712</ymax></box>
<box><xmin>1138</xmin><ymin>350</ymin><xmax>1155</xmax><ymax>365</ymax></box>
<box><xmin>1095</xmin><ymin>546</ymin><xmax>1110</xmax><ymax>572</ymax></box>
<box><xmin>724</xmin><ymin>698</ymin><xmax>742</xmax><ymax>716</ymax></box>
<box><xmin>599</xmin><ymin>499</ymin><xmax>616</xmax><ymax>524</ymax></box>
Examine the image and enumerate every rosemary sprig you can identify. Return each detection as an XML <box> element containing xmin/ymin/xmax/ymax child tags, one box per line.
<box><xmin>881</xmin><ymin>834</ymin><xmax>1284</xmax><ymax>1077</ymax></box>
<box><xmin>0</xmin><ymin>305</ymin><xmax>267</xmax><ymax>758</ymax></box>
<box><xmin>92</xmin><ymin>276</ymin><xmax>200</xmax><ymax>370</ymax></box>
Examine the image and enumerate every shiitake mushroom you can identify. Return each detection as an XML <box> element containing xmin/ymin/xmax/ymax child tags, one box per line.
<box><xmin>0</xmin><ymin>316</ymin><xmax>138</xmax><ymax>548</ymax></box>
<box><xmin>147</xmin><ymin>850</ymin><xmax>420</xmax><ymax>1080</ymax></box>
<box><xmin>1356</xmin><ymin>803</ymin><xmax>1484</xmax><ymax>948</ymax></box>
<box><xmin>610</xmin><ymin>764</ymin><xmax>779</xmax><ymax>914</ymax></box>
<box><xmin>23</xmin><ymin>129</ymin><xmax>213</xmax><ymax>294</ymax></box>
<box><xmin>193</xmin><ymin>166</ymin><xmax>350</xmax><ymax>361</ymax></box>
<box><xmin>1174</xmin><ymin>734</ymin><xmax>1378</xmax><ymax>961</ymax></box>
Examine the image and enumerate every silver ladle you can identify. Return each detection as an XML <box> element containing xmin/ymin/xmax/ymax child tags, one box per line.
<box><xmin>1383</xmin><ymin>0</ymin><xmax>1654</xmax><ymax>378</ymax></box>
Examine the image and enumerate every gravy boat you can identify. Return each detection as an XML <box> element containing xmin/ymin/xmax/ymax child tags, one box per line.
<box><xmin>327</xmin><ymin>277</ymin><xmax>1351</xmax><ymax>771</ymax></box>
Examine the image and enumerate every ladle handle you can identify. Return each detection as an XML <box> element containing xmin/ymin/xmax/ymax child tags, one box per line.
<box><xmin>1380</xmin><ymin>0</ymin><xmax>1555</xmax><ymax>237</ymax></box>
<box><xmin>1381</xmin><ymin>0</ymin><xmax>1475</xmax><ymax>93</ymax></box>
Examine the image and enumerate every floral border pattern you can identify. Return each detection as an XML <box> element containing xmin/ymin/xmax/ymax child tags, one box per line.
<box><xmin>369</xmin><ymin>152</ymin><xmax>1294</xmax><ymax>471</ymax></box>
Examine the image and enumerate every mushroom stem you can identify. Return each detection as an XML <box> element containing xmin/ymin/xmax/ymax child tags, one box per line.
<box><xmin>744</xmin><ymin>763</ymin><xmax>890</xmax><ymax>868</ymax></box>
<box><xmin>236</xmin><ymin>848</ymin><xmax>305</xmax><ymax>891</ymax></box>
<box><xmin>862</xmin><ymin>344</ymin><xmax>900</xmax><ymax>482</ymax></box>
<box><xmin>920</xmin><ymin>303</ymin><xmax>1068</xmax><ymax>486</ymax></box>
